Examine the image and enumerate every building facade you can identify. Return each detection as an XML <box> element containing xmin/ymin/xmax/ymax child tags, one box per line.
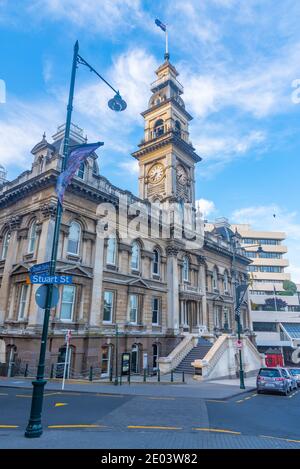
<box><xmin>0</xmin><ymin>56</ymin><xmax>252</xmax><ymax>378</ymax></box>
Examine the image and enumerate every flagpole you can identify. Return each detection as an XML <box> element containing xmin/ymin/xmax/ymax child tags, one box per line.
<box><xmin>165</xmin><ymin>27</ymin><xmax>169</xmax><ymax>58</ymax></box>
<box><xmin>273</xmin><ymin>284</ymin><xmax>278</xmax><ymax>312</ymax></box>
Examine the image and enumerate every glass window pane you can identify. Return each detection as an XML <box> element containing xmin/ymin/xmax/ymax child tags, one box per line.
<box><xmin>129</xmin><ymin>295</ymin><xmax>138</xmax><ymax>323</ymax></box>
<box><xmin>68</xmin><ymin>222</ymin><xmax>80</xmax><ymax>254</ymax></box>
<box><xmin>60</xmin><ymin>285</ymin><xmax>75</xmax><ymax>320</ymax></box>
<box><xmin>28</xmin><ymin>222</ymin><xmax>37</xmax><ymax>253</ymax></box>
<box><xmin>103</xmin><ymin>291</ymin><xmax>113</xmax><ymax>322</ymax></box>
<box><xmin>107</xmin><ymin>237</ymin><xmax>116</xmax><ymax>265</ymax></box>
<box><xmin>131</xmin><ymin>242</ymin><xmax>140</xmax><ymax>270</ymax></box>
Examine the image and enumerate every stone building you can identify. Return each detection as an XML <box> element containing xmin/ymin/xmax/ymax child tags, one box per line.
<box><xmin>0</xmin><ymin>55</ymin><xmax>256</xmax><ymax>378</ymax></box>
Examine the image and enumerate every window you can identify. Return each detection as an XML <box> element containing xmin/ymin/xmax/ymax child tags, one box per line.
<box><xmin>224</xmin><ymin>271</ymin><xmax>229</xmax><ymax>292</ymax></box>
<box><xmin>129</xmin><ymin>294</ymin><xmax>138</xmax><ymax>324</ymax></box>
<box><xmin>248</xmin><ymin>265</ymin><xmax>283</xmax><ymax>273</ymax></box>
<box><xmin>253</xmin><ymin>322</ymin><xmax>277</xmax><ymax>332</ymax></box>
<box><xmin>67</xmin><ymin>221</ymin><xmax>81</xmax><ymax>255</ymax></box>
<box><xmin>152</xmin><ymin>298</ymin><xmax>160</xmax><ymax>325</ymax></box>
<box><xmin>213</xmin><ymin>268</ymin><xmax>218</xmax><ymax>290</ymax></box>
<box><xmin>152</xmin><ymin>249</ymin><xmax>160</xmax><ymax>276</ymax></box>
<box><xmin>18</xmin><ymin>284</ymin><xmax>29</xmax><ymax>319</ymax></box>
<box><xmin>244</xmin><ymin>238</ymin><xmax>280</xmax><ymax>245</ymax></box>
<box><xmin>154</xmin><ymin>119</ymin><xmax>164</xmax><ymax>137</ymax></box>
<box><xmin>28</xmin><ymin>221</ymin><xmax>37</xmax><ymax>253</ymax></box>
<box><xmin>131</xmin><ymin>241</ymin><xmax>140</xmax><ymax>271</ymax></box>
<box><xmin>77</xmin><ymin>162</ymin><xmax>85</xmax><ymax>179</ymax></box>
<box><xmin>60</xmin><ymin>285</ymin><xmax>76</xmax><ymax>321</ymax></box>
<box><xmin>1</xmin><ymin>230</ymin><xmax>10</xmax><ymax>259</ymax></box>
<box><xmin>103</xmin><ymin>291</ymin><xmax>114</xmax><ymax>323</ymax></box>
<box><xmin>182</xmin><ymin>256</ymin><xmax>189</xmax><ymax>282</ymax></box>
<box><xmin>107</xmin><ymin>237</ymin><xmax>117</xmax><ymax>265</ymax></box>
<box><xmin>152</xmin><ymin>343</ymin><xmax>159</xmax><ymax>370</ymax></box>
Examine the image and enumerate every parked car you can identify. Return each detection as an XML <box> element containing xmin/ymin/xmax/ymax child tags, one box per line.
<box><xmin>281</xmin><ymin>368</ymin><xmax>297</xmax><ymax>391</ymax></box>
<box><xmin>256</xmin><ymin>367</ymin><xmax>290</xmax><ymax>395</ymax></box>
<box><xmin>288</xmin><ymin>368</ymin><xmax>300</xmax><ymax>387</ymax></box>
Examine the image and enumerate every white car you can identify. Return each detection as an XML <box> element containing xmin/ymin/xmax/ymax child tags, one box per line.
<box><xmin>289</xmin><ymin>368</ymin><xmax>300</xmax><ymax>387</ymax></box>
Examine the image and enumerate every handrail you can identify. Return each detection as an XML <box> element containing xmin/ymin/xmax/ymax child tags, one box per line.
<box><xmin>158</xmin><ymin>334</ymin><xmax>198</xmax><ymax>373</ymax></box>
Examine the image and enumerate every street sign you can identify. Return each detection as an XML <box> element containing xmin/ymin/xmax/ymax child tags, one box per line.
<box><xmin>30</xmin><ymin>274</ymin><xmax>73</xmax><ymax>285</ymax></box>
<box><xmin>29</xmin><ymin>262</ymin><xmax>51</xmax><ymax>275</ymax></box>
<box><xmin>235</xmin><ymin>340</ymin><xmax>243</xmax><ymax>350</ymax></box>
<box><xmin>35</xmin><ymin>285</ymin><xmax>60</xmax><ymax>309</ymax></box>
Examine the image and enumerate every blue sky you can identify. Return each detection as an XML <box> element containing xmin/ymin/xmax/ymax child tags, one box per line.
<box><xmin>0</xmin><ymin>0</ymin><xmax>300</xmax><ymax>280</ymax></box>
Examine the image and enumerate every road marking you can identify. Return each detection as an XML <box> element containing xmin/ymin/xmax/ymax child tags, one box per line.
<box><xmin>205</xmin><ymin>400</ymin><xmax>227</xmax><ymax>403</ymax></box>
<box><xmin>260</xmin><ymin>435</ymin><xmax>300</xmax><ymax>445</ymax></box>
<box><xmin>236</xmin><ymin>399</ymin><xmax>244</xmax><ymax>403</ymax></box>
<box><xmin>288</xmin><ymin>391</ymin><xmax>299</xmax><ymax>399</ymax></box>
<box><xmin>0</xmin><ymin>425</ymin><xmax>19</xmax><ymax>429</ymax></box>
<box><xmin>96</xmin><ymin>393</ymin><xmax>124</xmax><ymax>398</ymax></box>
<box><xmin>44</xmin><ymin>392</ymin><xmax>62</xmax><ymax>397</ymax></box>
<box><xmin>147</xmin><ymin>397</ymin><xmax>176</xmax><ymax>401</ymax></box>
<box><xmin>193</xmin><ymin>427</ymin><xmax>241</xmax><ymax>435</ymax></box>
<box><xmin>244</xmin><ymin>396</ymin><xmax>252</xmax><ymax>400</ymax></box>
<box><xmin>54</xmin><ymin>403</ymin><xmax>68</xmax><ymax>407</ymax></box>
<box><xmin>16</xmin><ymin>394</ymin><xmax>32</xmax><ymax>398</ymax></box>
<box><xmin>48</xmin><ymin>424</ymin><xmax>106</xmax><ymax>429</ymax></box>
<box><xmin>0</xmin><ymin>393</ymin><xmax>8</xmax><ymax>396</ymax></box>
<box><xmin>128</xmin><ymin>425</ymin><xmax>182</xmax><ymax>431</ymax></box>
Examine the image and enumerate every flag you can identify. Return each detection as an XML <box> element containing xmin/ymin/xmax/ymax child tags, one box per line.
<box><xmin>56</xmin><ymin>141</ymin><xmax>103</xmax><ymax>205</ymax></box>
<box><xmin>155</xmin><ymin>18</ymin><xmax>166</xmax><ymax>32</ymax></box>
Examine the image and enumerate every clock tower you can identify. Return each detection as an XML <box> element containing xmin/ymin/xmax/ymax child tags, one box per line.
<box><xmin>132</xmin><ymin>55</ymin><xmax>201</xmax><ymax>206</ymax></box>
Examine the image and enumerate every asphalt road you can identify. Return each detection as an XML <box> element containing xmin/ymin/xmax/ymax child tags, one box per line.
<box><xmin>0</xmin><ymin>386</ymin><xmax>300</xmax><ymax>449</ymax></box>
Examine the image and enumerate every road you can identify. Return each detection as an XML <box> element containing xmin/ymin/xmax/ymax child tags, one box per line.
<box><xmin>0</xmin><ymin>386</ymin><xmax>300</xmax><ymax>449</ymax></box>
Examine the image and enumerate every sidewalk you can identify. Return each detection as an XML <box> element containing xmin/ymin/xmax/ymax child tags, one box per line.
<box><xmin>0</xmin><ymin>374</ymin><xmax>256</xmax><ymax>399</ymax></box>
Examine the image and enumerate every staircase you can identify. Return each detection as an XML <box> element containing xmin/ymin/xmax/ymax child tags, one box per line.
<box><xmin>174</xmin><ymin>337</ymin><xmax>212</xmax><ymax>374</ymax></box>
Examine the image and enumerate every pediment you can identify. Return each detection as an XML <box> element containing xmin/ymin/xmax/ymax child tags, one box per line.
<box><xmin>11</xmin><ymin>263</ymin><xmax>30</xmax><ymax>275</ymax></box>
<box><xmin>56</xmin><ymin>265</ymin><xmax>92</xmax><ymax>278</ymax></box>
<box><xmin>127</xmin><ymin>277</ymin><xmax>149</xmax><ymax>288</ymax></box>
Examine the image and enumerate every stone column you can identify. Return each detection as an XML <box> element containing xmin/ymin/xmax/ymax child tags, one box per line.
<box><xmin>89</xmin><ymin>220</ymin><xmax>105</xmax><ymax>329</ymax></box>
<box><xmin>166</xmin><ymin>245</ymin><xmax>179</xmax><ymax>334</ymax></box>
<box><xmin>0</xmin><ymin>216</ymin><xmax>20</xmax><ymax>324</ymax></box>
<box><xmin>198</xmin><ymin>259</ymin><xmax>207</xmax><ymax>327</ymax></box>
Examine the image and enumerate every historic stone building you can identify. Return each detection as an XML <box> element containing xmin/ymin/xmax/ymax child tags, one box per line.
<box><xmin>0</xmin><ymin>55</ymin><xmax>255</xmax><ymax>378</ymax></box>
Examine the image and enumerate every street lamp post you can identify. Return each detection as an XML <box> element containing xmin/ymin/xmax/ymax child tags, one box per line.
<box><xmin>232</xmin><ymin>236</ymin><xmax>264</xmax><ymax>390</ymax></box>
<box><xmin>114</xmin><ymin>323</ymin><xmax>119</xmax><ymax>386</ymax></box>
<box><xmin>25</xmin><ymin>41</ymin><xmax>126</xmax><ymax>438</ymax></box>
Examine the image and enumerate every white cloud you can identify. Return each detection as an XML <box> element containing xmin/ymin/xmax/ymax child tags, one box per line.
<box><xmin>196</xmin><ymin>198</ymin><xmax>216</xmax><ymax>218</ymax></box>
<box><xmin>118</xmin><ymin>159</ymin><xmax>139</xmax><ymax>176</ymax></box>
<box><xmin>232</xmin><ymin>205</ymin><xmax>300</xmax><ymax>283</ymax></box>
<box><xmin>28</xmin><ymin>0</ymin><xmax>143</xmax><ymax>35</ymax></box>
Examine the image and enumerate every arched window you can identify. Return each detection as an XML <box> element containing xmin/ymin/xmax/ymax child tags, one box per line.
<box><xmin>1</xmin><ymin>230</ymin><xmax>10</xmax><ymax>260</ymax></box>
<box><xmin>174</xmin><ymin>120</ymin><xmax>181</xmax><ymax>134</ymax></box>
<box><xmin>182</xmin><ymin>256</ymin><xmax>189</xmax><ymax>282</ymax></box>
<box><xmin>28</xmin><ymin>221</ymin><xmax>37</xmax><ymax>254</ymax></box>
<box><xmin>154</xmin><ymin>119</ymin><xmax>164</xmax><ymax>137</ymax></box>
<box><xmin>131</xmin><ymin>241</ymin><xmax>140</xmax><ymax>271</ymax></box>
<box><xmin>107</xmin><ymin>236</ymin><xmax>117</xmax><ymax>265</ymax></box>
<box><xmin>77</xmin><ymin>162</ymin><xmax>85</xmax><ymax>179</ymax></box>
<box><xmin>152</xmin><ymin>249</ymin><xmax>160</xmax><ymax>276</ymax></box>
<box><xmin>67</xmin><ymin>221</ymin><xmax>81</xmax><ymax>255</ymax></box>
<box><xmin>213</xmin><ymin>267</ymin><xmax>218</xmax><ymax>290</ymax></box>
<box><xmin>224</xmin><ymin>270</ymin><xmax>229</xmax><ymax>293</ymax></box>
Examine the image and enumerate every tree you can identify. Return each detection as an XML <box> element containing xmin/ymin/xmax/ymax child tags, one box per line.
<box><xmin>264</xmin><ymin>298</ymin><xmax>287</xmax><ymax>311</ymax></box>
<box><xmin>280</xmin><ymin>280</ymin><xmax>297</xmax><ymax>296</ymax></box>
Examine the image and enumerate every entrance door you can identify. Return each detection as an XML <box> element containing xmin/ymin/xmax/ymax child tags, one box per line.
<box><xmin>101</xmin><ymin>346</ymin><xmax>112</xmax><ymax>377</ymax></box>
<box><xmin>131</xmin><ymin>345</ymin><xmax>139</xmax><ymax>374</ymax></box>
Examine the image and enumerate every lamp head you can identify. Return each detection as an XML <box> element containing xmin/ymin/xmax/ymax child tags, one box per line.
<box><xmin>108</xmin><ymin>92</ymin><xmax>127</xmax><ymax>112</ymax></box>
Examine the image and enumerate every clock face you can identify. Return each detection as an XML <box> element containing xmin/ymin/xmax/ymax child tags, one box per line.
<box><xmin>148</xmin><ymin>163</ymin><xmax>164</xmax><ymax>184</ymax></box>
<box><xmin>176</xmin><ymin>165</ymin><xmax>187</xmax><ymax>185</ymax></box>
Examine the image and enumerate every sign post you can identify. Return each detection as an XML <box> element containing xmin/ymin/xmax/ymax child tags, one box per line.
<box><xmin>62</xmin><ymin>330</ymin><xmax>72</xmax><ymax>391</ymax></box>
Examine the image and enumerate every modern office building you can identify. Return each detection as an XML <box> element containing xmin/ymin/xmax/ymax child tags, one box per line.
<box><xmin>230</xmin><ymin>224</ymin><xmax>290</xmax><ymax>295</ymax></box>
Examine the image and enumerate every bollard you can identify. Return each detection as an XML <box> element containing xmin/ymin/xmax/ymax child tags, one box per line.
<box><xmin>119</xmin><ymin>374</ymin><xmax>122</xmax><ymax>385</ymax></box>
<box><xmin>50</xmin><ymin>363</ymin><xmax>54</xmax><ymax>379</ymax></box>
<box><xmin>128</xmin><ymin>369</ymin><xmax>131</xmax><ymax>385</ymax></box>
<box><xmin>89</xmin><ymin>366</ymin><xmax>93</xmax><ymax>382</ymax></box>
<box><xmin>182</xmin><ymin>371</ymin><xmax>185</xmax><ymax>383</ymax></box>
<box><xmin>24</xmin><ymin>364</ymin><xmax>28</xmax><ymax>378</ymax></box>
<box><xmin>143</xmin><ymin>369</ymin><xmax>147</xmax><ymax>382</ymax></box>
<box><xmin>109</xmin><ymin>366</ymin><xmax>113</xmax><ymax>382</ymax></box>
<box><xmin>157</xmin><ymin>369</ymin><xmax>160</xmax><ymax>382</ymax></box>
<box><xmin>171</xmin><ymin>370</ymin><xmax>174</xmax><ymax>382</ymax></box>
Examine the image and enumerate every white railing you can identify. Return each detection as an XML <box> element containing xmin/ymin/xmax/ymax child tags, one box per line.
<box><xmin>158</xmin><ymin>334</ymin><xmax>198</xmax><ymax>374</ymax></box>
<box><xmin>200</xmin><ymin>334</ymin><xmax>228</xmax><ymax>378</ymax></box>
